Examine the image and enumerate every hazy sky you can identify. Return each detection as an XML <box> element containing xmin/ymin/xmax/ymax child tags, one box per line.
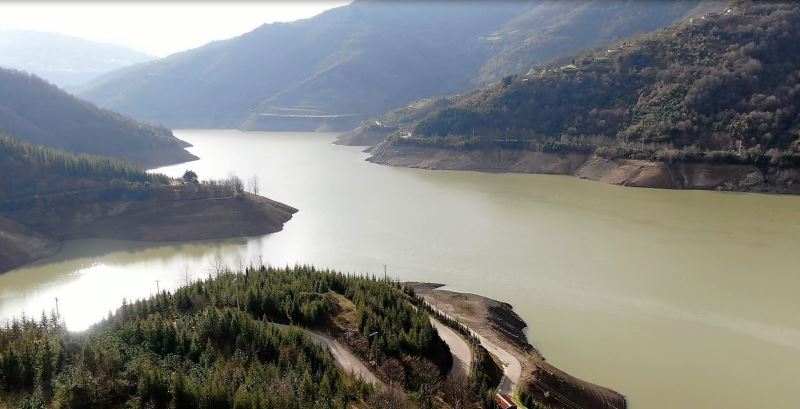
<box><xmin>0</xmin><ymin>1</ymin><xmax>350</xmax><ymax>57</ymax></box>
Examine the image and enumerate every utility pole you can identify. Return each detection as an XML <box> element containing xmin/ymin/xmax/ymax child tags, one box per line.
<box><xmin>383</xmin><ymin>264</ymin><xmax>388</xmax><ymax>282</ymax></box>
<box><xmin>54</xmin><ymin>297</ymin><xmax>59</xmax><ymax>319</ymax></box>
<box><xmin>155</xmin><ymin>280</ymin><xmax>160</xmax><ymax>294</ymax></box>
<box><xmin>235</xmin><ymin>278</ymin><xmax>241</xmax><ymax>311</ymax></box>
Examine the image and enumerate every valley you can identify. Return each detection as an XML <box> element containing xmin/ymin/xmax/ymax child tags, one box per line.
<box><xmin>3</xmin><ymin>130</ymin><xmax>799</xmax><ymax>408</ymax></box>
<box><xmin>1</xmin><ymin>1</ymin><xmax>799</xmax><ymax>407</ymax></box>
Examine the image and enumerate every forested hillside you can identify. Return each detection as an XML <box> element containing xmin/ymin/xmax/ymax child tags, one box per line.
<box><xmin>0</xmin><ymin>30</ymin><xmax>153</xmax><ymax>88</ymax></box>
<box><xmin>0</xmin><ymin>266</ymin><xmax>453</xmax><ymax>408</ymax></box>
<box><xmin>0</xmin><ymin>134</ymin><xmax>162</xmax><ymax>202</ymax></box>
<box><xmin>0</xmin><ymin>68</ymin><xmax>196</xmax><ymax>167</ymax></box>
<box><xmin>0</xmin><ymin>136</ymin><xmax>296</xmax><ymax>272</ymax></box>
<box><xmin>371</xmin><ymin>2</ymin><xmax>800</xmax><ymax>169</ymax></box>
<box><xmin>476</xmin><ymin>0</ymin><xmax>724</xmax><ymax>84</ymax></box>
<box><xmin>78</xmin><ymin>1</ymin><xmax>708</xmax><ymax>131</ymax></box>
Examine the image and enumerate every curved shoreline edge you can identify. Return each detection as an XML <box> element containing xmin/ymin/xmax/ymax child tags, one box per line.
<box><xmin>365</xmin><ymin>144</ymin><xmax>800</xmax><ymax>195</ymax></box>
<box><xmin>408</xmin><ymin>282</ymin><xmax>627</xmax><ymax>409</ymax></box>
<box><xmin>0</xmin><ymin>192</ymin><xmax>297</xmax><ymax>274</ymax></box>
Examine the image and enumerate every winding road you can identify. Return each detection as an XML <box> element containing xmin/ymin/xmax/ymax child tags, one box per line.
<box><xmin>424</xmin><ymin>303</ymin><xmax>522</xmax><ymax>395</ymax></box>
<box><xmin>475</xmin><ymin>332</ymin><xmax>521</xmax><ymax>394</ymax></box>
<box><xmin>270</xmin><ymin>314</ymin><xmax>519</xmax><ymax>397</ymax></box>
<box><xmin>271</xmin><ymin>323</ymin><xmax>383</xmax><ymax>386</ymax></box>
<box><xmin>430</xmin><ymin>317</ymin><xmax>472</xmax><ymax>378</ymax></box>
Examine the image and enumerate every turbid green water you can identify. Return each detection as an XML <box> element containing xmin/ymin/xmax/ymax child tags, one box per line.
<box><xmin>2</xmin><ymin>130</ymin><xmax>799</xmax><ymax>408</ymax></box>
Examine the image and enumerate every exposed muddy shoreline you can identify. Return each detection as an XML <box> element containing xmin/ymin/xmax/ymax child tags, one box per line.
<box><xmin>0</xmin><ymin>193</ymin><xmax>297</xmax><ymax>274</ymax></box>
<box><xmin>408</xmin><ymin>282</ymin><xmax>627</xmax><ymax>409</ymax></box>
<box><xmin>366</xmin><ymin>144</ymin><xmax>800</xmax><ymax>194</ymax></box>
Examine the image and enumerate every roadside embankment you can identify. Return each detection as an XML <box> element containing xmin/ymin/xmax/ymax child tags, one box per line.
<box><xmin>407</xmin><ymin>282</ymin><xmax>626</xmax><ymax>409</ymax></box>
<box><xmin>367</xmin><ymin>144</ymin><xmax>800</xmax><ymax>194</ymax></box>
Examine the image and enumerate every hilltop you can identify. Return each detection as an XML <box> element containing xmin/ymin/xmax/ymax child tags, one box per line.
<box><xmin>77</xmin><ymin>1</ymin><xmax>710</xmax><ymax>131</ymax></box>
<box><xmin>0</xmin><ymin>266</ymin><xmax>452</xmax><ymax>408</ymax></box>
<box><xmin>0</xmin><ymin>67</ymin><xmax>196</xmax><ymax>167</ymax></box>
<box><xmin>358</xmin><ymin>2</ymin><xmax>800</xmax><ymax>194</ymax></box>
<box><xmin>0</xmin><ymin>136</ymin><xmax>295</xmax><ymax>273</ymax></box>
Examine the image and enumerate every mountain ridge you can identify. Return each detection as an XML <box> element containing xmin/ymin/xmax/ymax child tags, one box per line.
<box><xmin>0</xmin><ymin>67</ymin><xmax>197</xmax><ymax>167</ymax></box>
<box><xmin>0</xmin><ymin>29</ymin><xmax>154</xmax><ymax>88</ymax></box>
<box><xmin>357</xmin><ymin>2</ymin><xmax>800</xmax><ymax>194</ymax></box>
<box><xmin>78</xmin><ymin>1</ymin><xmax>710</xmax><ymax>131</ymax></box>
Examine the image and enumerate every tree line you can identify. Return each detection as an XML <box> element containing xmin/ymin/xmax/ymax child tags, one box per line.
<box><xmin>0</xmin><ymin>265</ymin><xmax>456</xmax><ymax>408</ymax></box>
<box><xmin>404</xmin><ymin>2</ymin><xmax>800</xmax><ymax>168</ymax></box>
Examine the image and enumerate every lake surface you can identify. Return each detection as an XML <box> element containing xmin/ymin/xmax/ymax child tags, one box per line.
<box><xmin>2</xmin><ymin>130</ymin><xmax>799</xmax><ymax>408</ymax></box>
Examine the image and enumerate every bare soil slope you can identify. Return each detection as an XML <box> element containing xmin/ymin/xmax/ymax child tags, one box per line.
<box><xmin>0</xmin><ymin>216</ymin><xmax>61</xmax><ymax>273</ymax></box>
<box><xmin>0</xmin><ymin>193</ymin><xmax>296</xmax><ymax>273</ymax></box>
<box><xmin>369</xmin><ymin>145</ymin><xmax>800</xmax><ymax>194</ymax></box>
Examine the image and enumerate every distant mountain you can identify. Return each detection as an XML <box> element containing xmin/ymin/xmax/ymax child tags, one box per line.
<box><xmin>0</xmin><ymin>67</ymin><xmax>196</xmax><ymax>167</ymax></box>
<box><xmin>361</xmin><ymin>2</ymin><xmax>800</xmax><ymax>194</ymax></box>
<box><xmin>78</xmin><ymin>1</ymin><xmax>709</xmax><ymax>131</ymax></box>
<box><xmin>0</xmin><ymin>30</ymin><xmax>154</xmax><ymax>88</ymax></box>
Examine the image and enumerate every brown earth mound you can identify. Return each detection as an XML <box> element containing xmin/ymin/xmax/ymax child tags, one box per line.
<box><xmin>0</xmin><ymin>216</ymin><xmax>61</xmax><ymax>273</ymax></box>
<box><xmin>0</xmin><ymin>193</ymin><xmax>296</xmax><ymax>273</ymax></box>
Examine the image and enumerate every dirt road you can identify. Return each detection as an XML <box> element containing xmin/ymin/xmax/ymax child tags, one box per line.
<box><xmin>430</xmin><ymin>317</ymin><xmax>472</xmax><ymax>378</ymax></box>
<box><xmin>474</xmin><ymin>332</ymin><xmax>521</xmax><ymax>394</ymax></box>
<box><xmin>423</xmin><ymin>303</ymin><xmax>521</xmax><ymax>394</ymax></box>
<box><xmin>271</xmin><ymin>323</ymin><xmax>383</xmax><ymax>386</ymax></box>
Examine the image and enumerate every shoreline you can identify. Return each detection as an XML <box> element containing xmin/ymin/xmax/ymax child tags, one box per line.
<box><xmin>365</xmin><ymin>144</ymin><xmax>800</xmax><ymax>195</ymax></box>
<box><xmin>407</xmin><ymin>282</ymin><xmax>627</xmax><ymax>409</ymax></box>
<box><xmin>0</xmin><ymin>192</ymin><xmax>297</xmax><ymax>274</ymax></box>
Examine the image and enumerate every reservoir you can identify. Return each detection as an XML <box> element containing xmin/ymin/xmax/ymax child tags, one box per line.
<box><xmin>2</xmin><ymin>130</ymin><xmax>799</xmax><ymax>408</ymax></box>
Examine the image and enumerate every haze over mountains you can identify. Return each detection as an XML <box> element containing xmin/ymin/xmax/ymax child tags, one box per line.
<box><xmin>78</xmin><ymin>0</ymin><xmax>715</xmax><ymax>131</ymax></box>
<box><xmin>0</xmin><ymin>67</ymin><xmax>196</xmax><ymax>167</ymax></box>
<box><xmin>0</xmin><ymin>29</ymin><xmax>153</xmax><ymax>88</ymax></box>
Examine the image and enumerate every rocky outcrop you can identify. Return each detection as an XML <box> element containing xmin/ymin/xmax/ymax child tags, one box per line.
<box><xmin>576</xmin><ymin>157</ymin><xmax>800</xmax><ymax>194</ymax></box>
<box><xmin>367</xmin><ymin>144</ymin><xmax>800</xmax><ymax>194</ymax></box>
<box><xmin>487</xmin><ymin>303</ymin><xmax>531</xmax><ymax>353</ymax></box>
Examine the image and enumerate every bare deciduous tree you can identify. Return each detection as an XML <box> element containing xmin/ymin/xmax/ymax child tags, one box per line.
<box><xmin>208</xmin><ymin>255</ymin><xmax>227</xmax><ymax>277</ymax></box>
<box><xmin>248</xmin><ymin>174</ymin><xmax>260</xmax><ymax>195</ymax></box>
<box><xmin>442</xmin><ymin>373</ymin><xmax>478</xmax><ymax>409</ymax></box>
<box><xmin>366</xmin><ymin>384</ymin><xmax>408</xmax><ymax>409</ymax></box>
<box><xmin>411</xmin><ymin>358</ymin><xmax>443</xmax><ymax>408</ymax></box>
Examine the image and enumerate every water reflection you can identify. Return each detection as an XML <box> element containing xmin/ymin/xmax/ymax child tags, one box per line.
<box><xmin>0</xmin><ymin>237</ymin><xmax>266</xmax><ymax>330</ymax></box>
<box><xmin>1</xmin><ymin>130</ymin><xmax>799</xmax><ymax>408</ymax></box>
